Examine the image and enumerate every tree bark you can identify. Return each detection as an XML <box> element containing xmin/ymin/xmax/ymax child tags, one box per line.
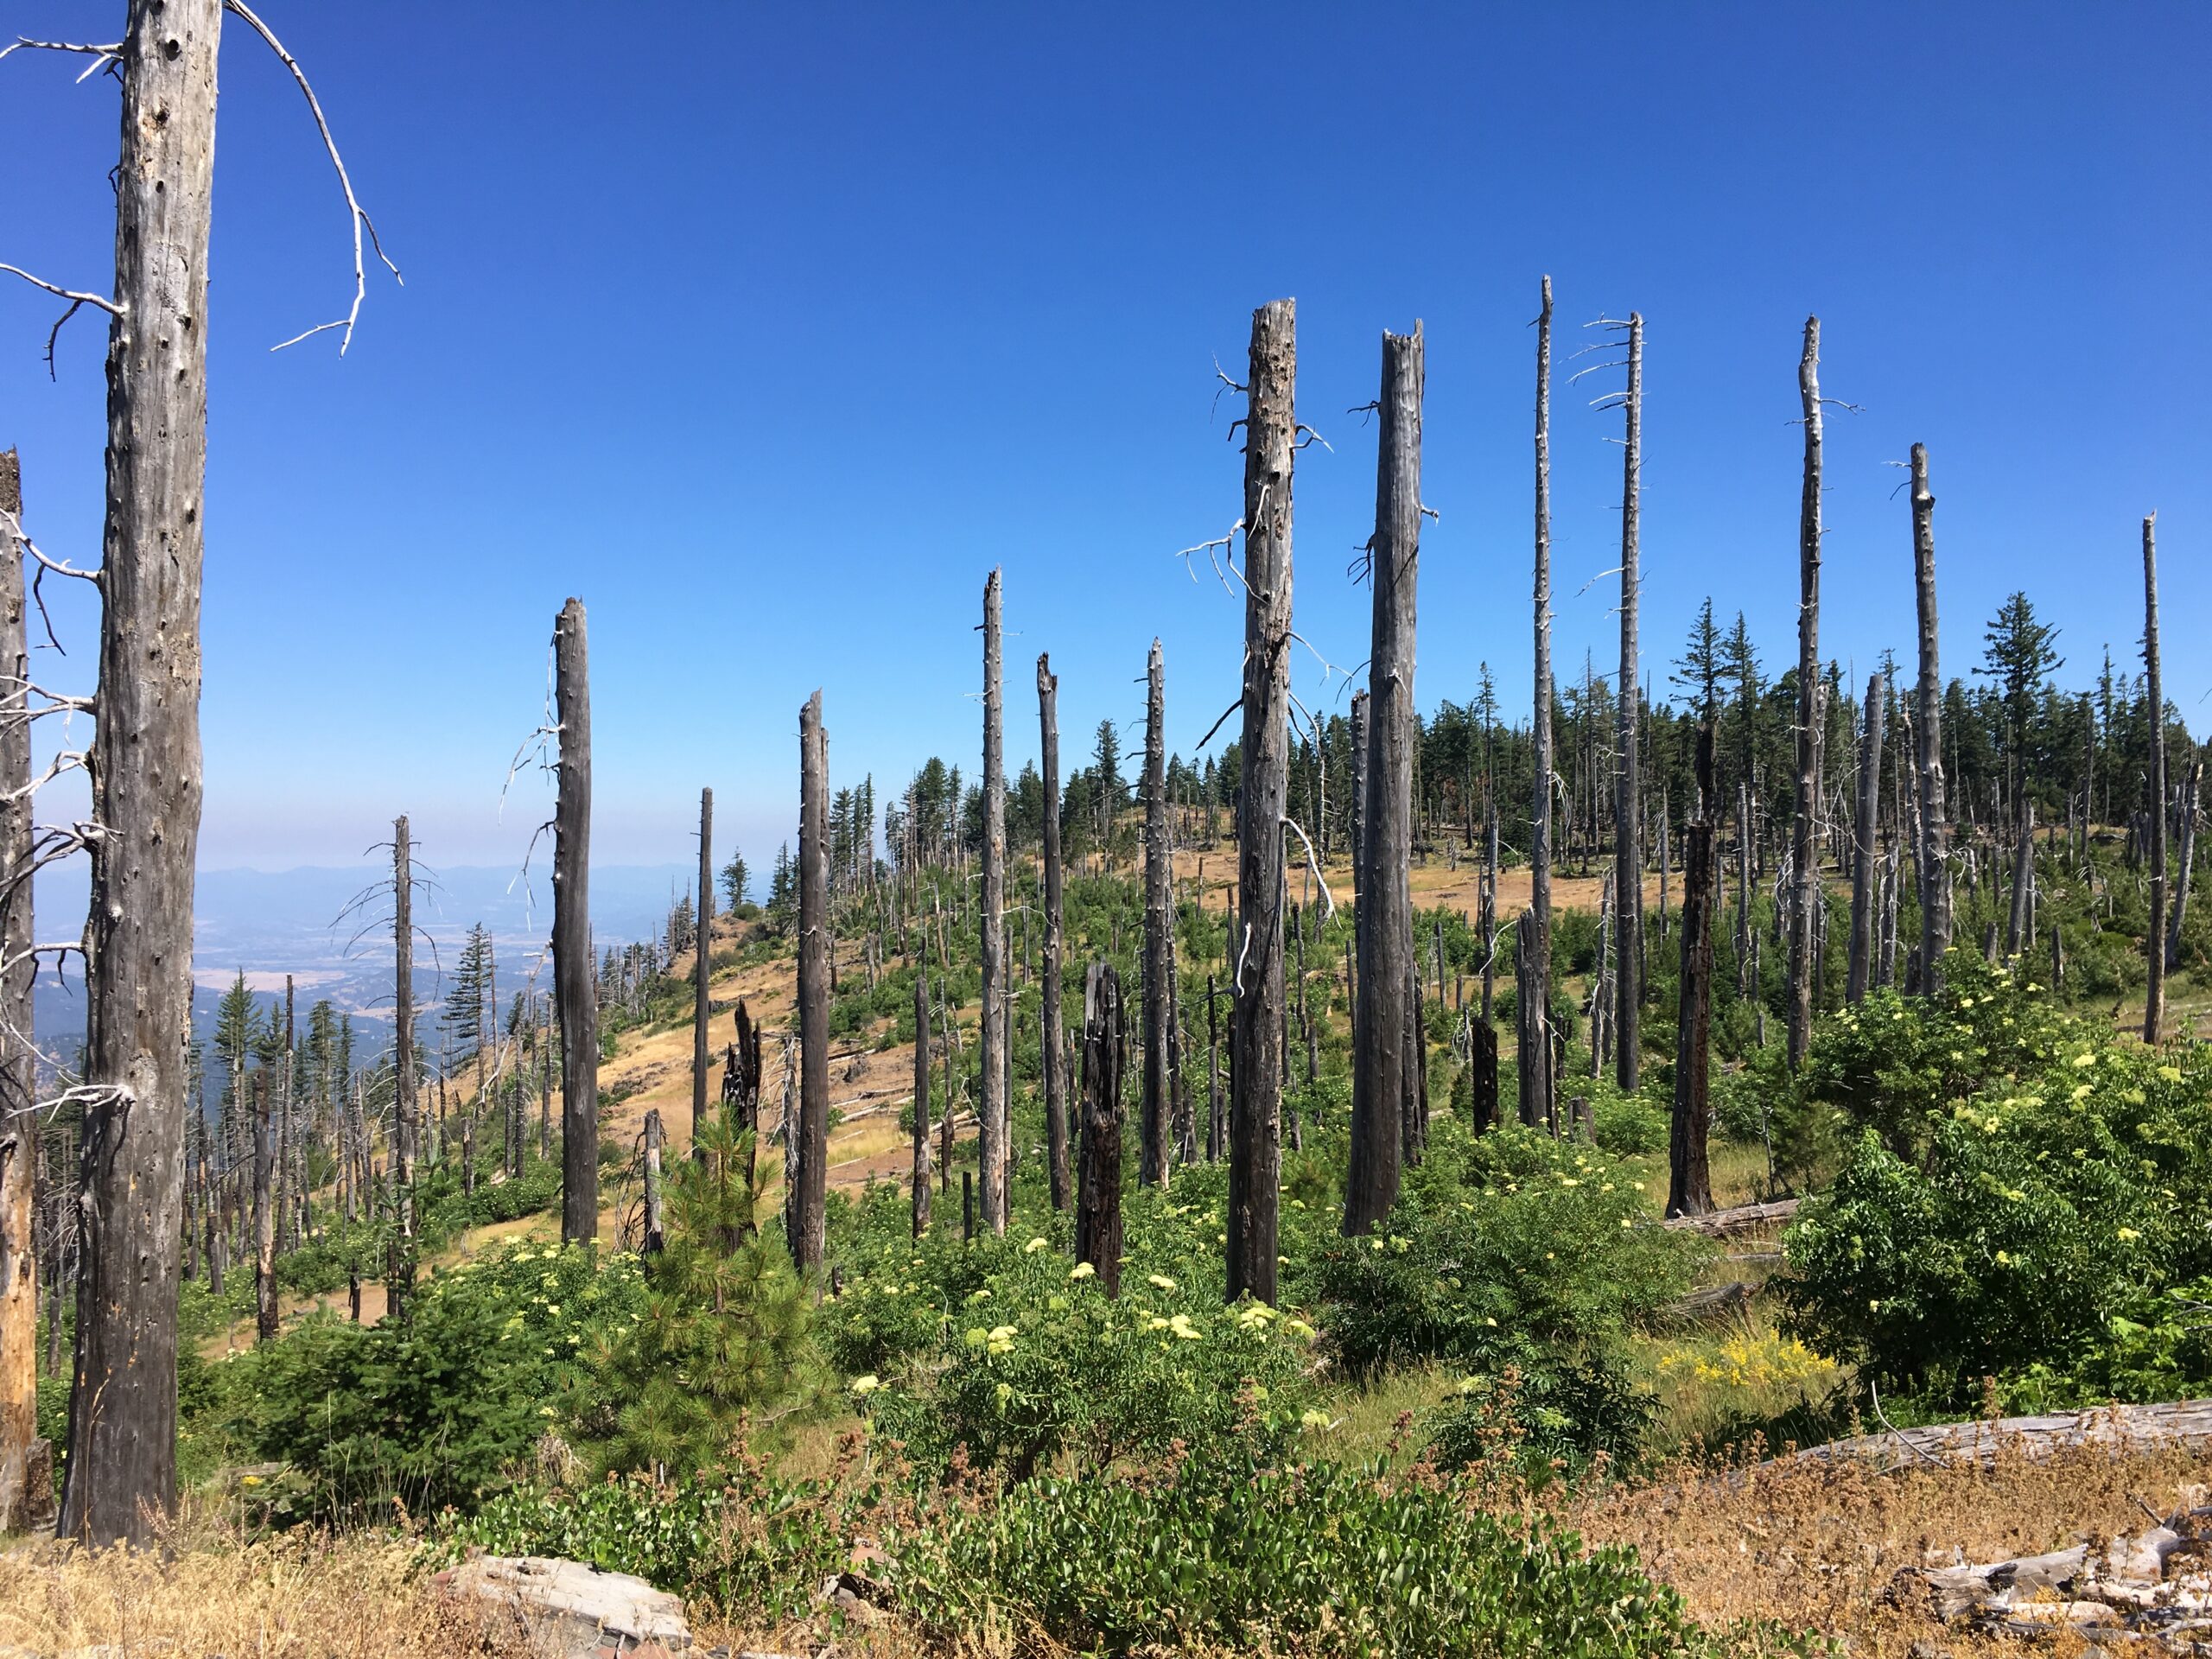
<box><xmin>1141</xmin><ymin>638</ymin><xmax>1170</xmax><ymax>1185</ymax></box>
<box><xmin>1912</xmin><ymin>444</ymin><xmax>1952</xmax><ymax>989</ymax></box>
<box><xmin>641</xmin><ymin>1108</ymin><xmax>665</xmax><ymax>1255</ymax></box>
<box><xmin>252</xmin><ymin>1071</ymin><xmax>276</xmax><ymax>1342</ymax></box>
<box><xmin>1229</xmin><ymin>298</ymin><xmax>1294</xmax><ymax>1305</ymax></box>
<box><xmin>1669</xmin><ymin>723</ymin><xmax>1718</xmax><ymax>1217</ymax></box>
<box><xmin>2144</xmin><ymin>515</ymin><xmax>2167</xmax><ymax>1045</ymax></box>
<box><xmin>2007</xmin><ymin>801</ymin><xmax>2036</xmax><ymax>960</ymax></box>
<box><xmin>1847</xmin><ymin>671</ymin><xmax>1886</xmax><ymax>1001</ymax></box>
<box><xmin>1347</xmin><ymin>325</ymin><xmax>1422</xmax><ymax>1236</ymax></box>
<box><xmin>1786</xmin><ymin>317</ymin><xmax>1823</xmax><ymax>1069</ymax></box>
<box><xmin>1614</xmin><ymin>314</ymin><xmax>1644</xmax><ymax>1090</ymax></box>
<box><xmin>978</xmin><ymin>571</ymin><xmax>1007</xmax><ymax>1232</ymax></box>
<box><xmin>1037</xmin><ymin>654</ymin><xmax>1071</xmax><ymax>1210</ymax></box>
<box><xmin>1522</xmin><ymin>276</ymin><xmax>1556</xmax><ymax>1129</ymax></box>
<box><xmin>695</xmin><ymin>787</ymin><xmax>713</xmax><ymax>1129</ymax></box>
<box><xmin>1074</xmin><ymin>964</ymin><xmax>1124</xmax><ymax>1297</ymax></box>
<box><xmin>2166</xmin><ymin>756</ymin><xmax>2199</xmax><ymax>972</ymax></box>
<box><xmin>795</xmin><ymin>690</ymin><xmax>830</xmax><ymax>1268</ymax></box>
<box><xmin>554</xmin><ymin>600</ymin><xmax>600</xmax><ymax>1243</ymax></box>
<box><xmin>912</xmin><ymin>971</ymin><xmax>931</xmax><ymax>1238</ymax></box>
<box><xmin>0</xmin><ymin>449</ymin><xmax>41</xmax><ymax>1532</ymax></box>
<box><xmin>61</xmin><ymin>0</ymin><xmax>221</xmax><ymax>1549</ymax></box>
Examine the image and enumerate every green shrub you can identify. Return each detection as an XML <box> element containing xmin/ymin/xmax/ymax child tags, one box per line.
<box><xmin>1779</xmin><ymin>1028</ymin><xmax>2212</xmax><ymax>1404</ymax></box>
<box><xmin>1306</xmin><ymin>1122</ymin><xmax>1697</xmax><ymax>1461</ymax></box>
<box><xmin>897</xmin><ymin>1446</ymin><xmax>1746</xmax><ymax>1657</ymax></box>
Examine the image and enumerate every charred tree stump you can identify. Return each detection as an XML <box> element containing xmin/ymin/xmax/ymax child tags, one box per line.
<box><xmin>1847</xmin><ymin>671</ymin><xmax>1886</xmax><ymax>1001</ymax></box>
<box><xmin>1074</xmin><ymin>964</ymin><xmax>1126</xmax><ymax>1296</ymax></box>
<box><xmin>1669</xmin><ymin>723</ymin><xmax>1719</xmax><ymax>1217</ymax></box>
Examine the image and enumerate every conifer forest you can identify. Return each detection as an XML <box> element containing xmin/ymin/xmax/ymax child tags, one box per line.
<box><xmin>2</xmin><ymin>6</ymin><xmax>2209</xmax><ymax>1657</ymax></box>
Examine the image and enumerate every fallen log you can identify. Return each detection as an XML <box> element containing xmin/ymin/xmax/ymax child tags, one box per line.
<box><xmin>1662</xmin><ymin>1198</ymin><xmax>1800</xmax><ymax>1237</ymax></box>
<box><xmin>1666</xmin><ymin>1281</ymin><xmax>1760</xmax><ymax>1325</ymax></box>
<box><xmin>1792</xmin><ymin>1398</ymin><xmax>2212</xmax><ymax>1472</ymax></box>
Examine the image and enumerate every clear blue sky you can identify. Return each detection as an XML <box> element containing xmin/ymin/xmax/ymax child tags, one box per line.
<box><xmin>3</xmin><ymin>2</ymin><xmax>2205</xmax><ymax>879</ymax></box>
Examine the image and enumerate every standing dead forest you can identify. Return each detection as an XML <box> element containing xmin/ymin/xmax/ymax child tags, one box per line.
<box><xmin>3</xmin><ymin>9</ymin><xmax>2212</xmax><ymax>1659</ymax></box>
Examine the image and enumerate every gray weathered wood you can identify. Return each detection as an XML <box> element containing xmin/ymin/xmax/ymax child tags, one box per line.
<box><xmin>695</xmin><ymin>787</ymin><xmax>714</xmax><ymax>1128</ymax></box>
<box><xmin>1786</xmin><ymin>318</ymin><xmax>1823</xmax><ymax>1068</ymax></box>
<box><xmin>1037</xmin><ymin>655</ymin><xmax>1071</xmax><ymax>1210</ymax></box>
<box><xmin>1663</xmin><ymin>1197</ymin><xmax>1799</xmax><ymax>1236</ymax></box>
<box><xmin>1614</xmin><ymin>313</ymin><xmax>1644</xmax><ymax>1090</ymax></box>
<box><xmin>61</xmin><ymin>0</ymin><xmax>222</xmax><ymax>1548</ymax></box>
<box><xmin>1912</xmin><ymin>444</ymin><xmax>1952</xmax><ymax>988</ymax></box>
<box><xmin>1229</xmin><ymin>299</ymin><xmax>1294</xmax><ymax>1305</ymax></box>
<box><xmin>554</xmin><ymin>601</ymin><xmax>599</xmax><ymax>1244</ymax></box>
<box><xmin>1847</xmin><ymin>671</ymin><xmax>1886</xmax><ymax>1001</ymax></box>
<box><xmin>2166</xmin><ymin>754</ymin><xmax>2199</xmax><ymax>971</ymax></box>
<box><xmin>641</xmin><ymin>1108</ymin><xmax>665</xmax><ymax>1255</ymax></box>
<box><xmin>912</xmin><ymin>972</ymin><xmax>930</xmax><ymax>1238</ymax></box>
<box><xmin>2144</xmin><ymin>515</ymin><xmax>2167</xmax><ymax>1044</ymax></box>
<box><xmin>794</xmin><ymin>691</ymin><xmax>830</xmax><ymax>1268</ymax></box>
<box><xmin>1141</xmin><ymin>638</ymin><xmax>1170</xmax><ymax>1184</ymax></box>
<box><xmin>253</xmin><ymin>1071</ymin><xmax>276</xmax><ymax>1341</ymax></box>
<box><xmin>978</xmin><ymin>571</ymin><xmax>1007</xmax><ymax>1233</ymax></box>
<box><xmin>1347</xmin><ymin>325</ymin><xmax>1423</xmax><ymax>1236</ymax></box>
<box><xmin>0</xmin><ymin>449</ymin><xmax>40</xmax><ymax>1532</ymax></box>
<box><xmin>1522</xmin><ymin>277</ymin><xmax>1557</xmax><ymax>1130</ymax></box>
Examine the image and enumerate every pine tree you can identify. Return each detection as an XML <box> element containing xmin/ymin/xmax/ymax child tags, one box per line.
<box><xmin>720</xmin><ymin>848</ymin><xmax>751</xmax><ymax>911</ymax></box>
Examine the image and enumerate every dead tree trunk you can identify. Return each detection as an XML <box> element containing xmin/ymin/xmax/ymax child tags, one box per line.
<box><xmin>641</xmin><ymin>1108</ymin><xmax>665</xmax><ymax>1255</ymax></box>
<box><xmin>1346</xmin><ymin>325</ymin><xmax>1422</xmax><ymax>1236</ymax></box>
<box><xmin>385</xmin><ymin>816</ymin><xmax>419</xmax><ymax>1316</ymax></box>
<box><xmin>252</xmin><ymin>1072</ymin><xmax>276</xmax><ymax>1342</ymax></box>
<box><xmin>1349</xmin><ymin>690</ymin><xmax>1370</xmax><ymax>912</ymax></box>
<box><xmin>1847</xmin><ymin>671</ymin><xmax>1886</xmax><ymax>1001</ymax></box>
<box><xmin>1074</xmin><ymin>963</ymin><xmax>1125</xmax><ymax>1295</ymax></box>
<box><xmin>1037</xmin><ymin>655</ymin><xmax>1071</xmax><ymax>1210</ymax></box>
<box><xmin>978</xmin><ymin>571</ymin><xmax>1008</xmax><ymax>1233</ymax></box>
<box><xmin>794</xmin><ymin>690</ymin><xmax>830</xmax><ymax>1269</ymax></box>
<box><xmin>0</xmin><ymin>449</ymin><xmax>41</xmax><ymax>1533</ymax></box>
<box><xmin>1522</xmin><ymin>276</ymin><xmax>1557</xmax><ymax>1129</ymax></box>
<box><xmin>2145</xmin><ymin>515</ymin><xmax>2167</xmax><ymax>1046</ymax></box>
<box><xmin>1786</xmin><ymin>317</ymin><xmax>1824</xmax><ymax>1069</ymax></box>
<box><xmin>1229</xmin><ymin>298</ymin><xmax>1294</xmax><ymax>1305</ymax></box>
<box><xmin>912</xmin><ymin>971</ymin><xmax>931</xmax><ymax>1238</ymax></box>
<box><xmin>1912</xmin><ymin>444</ymin><xmax>1952</xmax><ymax>989</ymax></box>
<box><xmin>1614</xmin><ymin>313</ymin><xmax>1644</xmax><ymax>1090</ymax></box>
<box><xmin>2007</xmin><ymin>802</ymin><xmax>2036</xmax><ymax>959</ymax></box>
<box><xmin>2166</xmin><ymin>755</ymin><xmax>2199</xmax><ymax>972</ymax></box>
<box><xmin>695</xmin><ymin>787</ymin><xmax>713</xmax><ymax>1128</ymax></box>
<box><xmin>1141</xmin><ymin>638</ymin><xmax>1170</xmax><ymax>1185</ymax></box>
<box><xmin>554</xmin><ymin>600</ymin><xmax>600</xmax><ymax>1244</ymax></box>
<box><xmin>61</xmin><ymin>0</ymin><xmax>221</xmax><ymax>1549</ymax></box>
<box><xmin>1669</xmin><ymin>723</ymin><xmax>1719</xmax><ymax>1217</ymax></box>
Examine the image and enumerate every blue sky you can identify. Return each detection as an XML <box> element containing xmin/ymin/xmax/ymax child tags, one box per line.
<box><xmin>2</xmin><ymin>2</ymin><xmax>2205</xmax><ymax>877</ymax></box>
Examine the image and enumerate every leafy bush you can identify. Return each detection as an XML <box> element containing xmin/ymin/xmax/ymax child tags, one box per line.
<box><xmin>1780</xmin><ymin>1017</ymin><xmax>2212</xmax><ymax>1404</ymax></box>
<box><xmin>220</xmin><ymin>1241</ymin><xmax>643</xmax><ymax>1515</ymax></box>
<box><xmin>1306</xmin><ymin>1122</ymin><xmax>1698</xmax><ymax>1460</ymax></box>
<box><xmin>861</xmin><ymin>1225</ymin><xmax>1318</xmax><ymax>1477</ymax></box>
<box><xmin>897</xmin><ymin>1446</ymin><xmax>1743</xmax><ymax>1657</ymax></box>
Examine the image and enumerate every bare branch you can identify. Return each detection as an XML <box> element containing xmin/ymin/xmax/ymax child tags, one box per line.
<box><xmin>1281</xmin><ymin>816</ymin><xmax>1336</xmax><ymax>923</ymax></box>
<box><xmin>0</xmin><ymin>37</ymin><xmax>123</xmax><ymax>78</ymax></box>
<box><xmin>223</xmin><ymin>0</ymin><xmax>403</xmax><ymax>355</ymax></box>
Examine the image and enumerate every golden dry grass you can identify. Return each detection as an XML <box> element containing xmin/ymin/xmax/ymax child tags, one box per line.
<box><xmin>0</xmin><ymin>1523</ymin><xmax>536</xmax><ymax>1658</ymax></box>
<box><xmin>1571</xmin><ymin>1437</ymin><xmax>2212</xmax><ymax>1655</ymax></box>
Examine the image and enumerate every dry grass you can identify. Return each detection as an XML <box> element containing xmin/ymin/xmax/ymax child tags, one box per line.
<box><xmin>0</xmin><ymin>1521</ymin><xmax>536</xmax><ymax>1658</ymax></box>
<box><xmin>1571</xmin><ymin>1436</ymin><xmax>2212</xmax><ymax>1655</ymax></box>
